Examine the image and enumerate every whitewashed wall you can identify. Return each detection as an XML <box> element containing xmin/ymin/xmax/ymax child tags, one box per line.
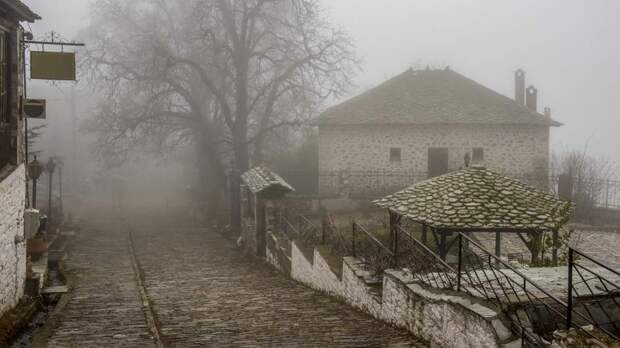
<box><xmin>0</xmin><ymin>165</ymin><xmax>27</xmax><ymax>316</ymax></box>
<box><xmin>282</xmin><ymin>239</ymin><xmax>516</xmax><ymax>347</ymax></box>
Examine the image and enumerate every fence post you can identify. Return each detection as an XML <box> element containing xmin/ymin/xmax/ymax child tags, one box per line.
<box><xmin>352</xmin><ymin>221</ymin><xmax>356</xmax><ymax>257</ymax></box>
<box><xmin>457</xmin><ymin>233</ymin><xmax>462</xmax><ymax>292</ymax></box>
<box><xmin>321</xmin><ymin>218</ymin><xmax>326</xmax><ymax>244</ymax></box>
<box><xmin>567</xmin><ymin>248</ymin><xmax>574</xmax><ymax>330</ymax></box>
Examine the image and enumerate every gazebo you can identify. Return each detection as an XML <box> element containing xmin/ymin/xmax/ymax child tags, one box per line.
<box><xmin>240</xmin><ymin>166</ymin><xmax>294</xmax><ymax>256</ymax></box>
<box><xmin>373</xmin><ymin>165</ymin><xmax>573</xmax><ymax>265</ymax></box>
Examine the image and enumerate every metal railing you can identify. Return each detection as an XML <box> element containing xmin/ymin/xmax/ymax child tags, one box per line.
<box><xmin>568</xmin><ymin>248</ymin><xmax>620</xmax><ymax>340</ymax></box>
<box><xmin>395</xmin><ymin>225</ymin><xmax>457</xmax><ymax>290</ymax></box>
<box><xmin>351</xmin><ymin>221</ymin><xmax>394</xmax><ymax>277</ymax></box>
<box><xmin>295</xmin><ymin>215</ymin><xmax>325</xmax><ymax>247</ymax></box>
<box><xmin>393</xmin><ymin>226</ymin><xmax>606</xmax><ymax>344</ymax></box>
<box><xmin>279</xmin><ymin>215</ymin><xmax>300</xmax><ymax>240</ymax></box>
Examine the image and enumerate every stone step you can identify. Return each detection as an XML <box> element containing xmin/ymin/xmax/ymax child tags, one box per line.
<box><xmin>41</xmin><ymin>285</ymin><xmax>69</xmax><ymax>295</ymax></box>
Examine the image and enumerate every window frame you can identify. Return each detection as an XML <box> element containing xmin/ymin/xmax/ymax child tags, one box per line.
<box><xmin>389</xmin><ymin>147</ymin><xmax>402</xmax><ymax>163</ymax></box>
<box><xmin>472</xmin><ymin>147</ymin><xmax>484</xmax><ymax>163</ymax></box>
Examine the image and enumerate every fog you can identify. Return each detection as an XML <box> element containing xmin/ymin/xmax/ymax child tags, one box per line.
<box><xmin>24</xmin><ymin>0</ymin><xmax>620</xmax><ymax>161</ymax></box>
<box><xmin>19</xmin><ymin>0</ymin><xmax>620</xmax><ymax>216</ymax></box>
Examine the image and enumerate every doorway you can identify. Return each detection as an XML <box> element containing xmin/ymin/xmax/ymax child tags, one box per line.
<box><xmin>428</xmin><ymin>148</ymin><xmax>449</xmax><ymax>178</ymax></box>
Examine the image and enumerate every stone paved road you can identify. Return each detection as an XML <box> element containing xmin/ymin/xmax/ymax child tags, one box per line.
<box><xmin>41</xmin><ymin>218</ymin><xmax>427</xmax><ymax>347</ymax></box>
<box><xmin>41</xmin><ymin>220</ymin><xmax>156</xmax><ymax>347</ymax></box>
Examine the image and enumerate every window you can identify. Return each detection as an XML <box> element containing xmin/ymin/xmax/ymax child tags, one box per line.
<box><xmin>473</xmin><ymin>148</ymin><xmax>484</xmax><ymax>163</ymax></box>
<box><xmin>389</xmin><ymin>148</ymin><xmax>401</xmax><ymax>163</ymax></box>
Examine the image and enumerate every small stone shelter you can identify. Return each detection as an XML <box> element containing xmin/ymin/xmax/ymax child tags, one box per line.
<box><xmin>240</xmin><ymin>166</ymin><xmax>294</xmax><ymax>256</ymax></box>
<box><xmin>373</xmin><ymin>166</ymin><xmax>573</xmax><ymax>264</ymax></box>
<box><xmin>314</xmin><ymin>68</ymin><xmax>561</xmax><ymax>196</ymax></box>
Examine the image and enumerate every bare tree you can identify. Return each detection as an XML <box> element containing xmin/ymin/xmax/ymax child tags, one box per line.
<box><xmin>552</xmin><ymin>148</ymin><xmax>617</xmax><ymax>222</ymax></box>
<box><xmin>81</xmin><ymin>0</ymin><xmax>357</xmax><ymax>227</ymax></box>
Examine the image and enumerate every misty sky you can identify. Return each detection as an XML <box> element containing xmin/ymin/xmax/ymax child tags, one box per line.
<box><xmin>23</xmin><ymin>0</ymin><xmax>620</xmax><ymax>167</ymax></box>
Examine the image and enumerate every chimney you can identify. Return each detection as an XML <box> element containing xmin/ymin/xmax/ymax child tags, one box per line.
<box><xmin>526</xmin><ymin>85</ymin><xmax>537</xmax><ymax>111</ymax></box>
<box><xmin>544</xmin><ymin>107</ymin><xmax>551</xmax><ymax>117</ymax></box>
<box><xmin>515</xmin><ymin>69</ymin><xmax>525</xmax><ymax>105</ymax></box>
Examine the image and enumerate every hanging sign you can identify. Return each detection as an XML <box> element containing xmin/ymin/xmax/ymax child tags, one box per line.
<box><xmin>24</xmin><ymin>99</ymin><xmax>46</xmax><ymax>119</ymax></box>
<box><xmin>30</xmin><ymin>51</ymin><xmax>76</xmax><ymax>81</ymax></box>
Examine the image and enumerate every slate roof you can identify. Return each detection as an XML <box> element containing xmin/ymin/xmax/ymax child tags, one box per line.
<box><xmin>241</xmin><ymin>166</ymin><xmax>294</xmax><ymax>196</ymax></box>
<box><xmin>315</xmin><ymin>69</ymin><xmax>561</xmax><ymax>127</ymax></box>
<box><xmin>373</xmin><ymin>166</ymin><xmax>572</xmax><ymax>231</ymax></box>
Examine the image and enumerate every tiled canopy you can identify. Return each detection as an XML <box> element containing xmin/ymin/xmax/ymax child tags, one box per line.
<box><xmin>373</xmin><ymin>166</ymin><xmax>572</xmax><ymax>231</ymax></box>
<box><xmin>241</xmin><ymin>166</ymin><xmax>294</xmax><ymax>196</ymax></box>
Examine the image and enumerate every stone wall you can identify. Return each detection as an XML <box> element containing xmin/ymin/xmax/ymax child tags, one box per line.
<box><xmin>0</xmin><ymin>165</ymin><xmax>26</xmax><ymax>317</ymax></box>
<box><xmin>318</xmin><ymin>124</ymin><xmax>550</xmax><ymax>194</ymax></box>
<box><xmin>271</xmin><ymin>237</ymin><xmax>516</xmax><ymax>347</ymax></box>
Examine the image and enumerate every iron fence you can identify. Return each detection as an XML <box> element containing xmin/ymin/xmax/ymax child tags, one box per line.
<box><xmin>351</xmin><ymin>221</ymin><xmax>394</xmax><ymax>277</ymax></box>
<box><xmin>568</xmin><ymin>248</ymin><xmax>620</xmax><ymax>340</ymax></box>
<box><xmin>393</xmin><ymin>225</ymin><xmax>608</xmax><ymax>345</ymax></box>
<box><xmin>394</xmin><ymin>225</ymin><xmax>457</xmax><ymax>290</ymax></box>
<box><xmin>295</xmin><ymin>215</ymin><xmax>324</xmax><ymax>247</ymax></box>
<box><xmin>279</xmin><ymin>215</ymin><xmax>300</xmax><ymax>240</ymax></box>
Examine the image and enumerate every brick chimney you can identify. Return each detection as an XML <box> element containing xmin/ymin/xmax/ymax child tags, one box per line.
<box><xmin>526</xmin><ymin>85</ymin><xmax>537</xmax><ymax>112</ymax></box>
<box><xmin>515</xmin><ymin>69</ymin><xmax>525</xmax><ymax>105</ymax></box>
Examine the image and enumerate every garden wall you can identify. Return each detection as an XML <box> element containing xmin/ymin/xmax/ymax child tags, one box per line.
<box><xmin>267</xmin><ymin>236</ymin><xmax>517</xmax><ymax>347</ymax></box>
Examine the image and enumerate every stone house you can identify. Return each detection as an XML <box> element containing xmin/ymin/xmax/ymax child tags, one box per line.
<box><xmin>314</xmin><ymin>68</ymin><xmax>561</xmax><ymax>196</ymax></box>
<box><xmin>0</xmin><ymin>0</ymin><xmax>39</xmax><ymax>317</ymax></box>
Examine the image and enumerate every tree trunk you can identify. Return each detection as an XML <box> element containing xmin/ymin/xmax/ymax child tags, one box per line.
<box><xmin>193</xmin><ymin>121</ymin><xmax>227</xmax><ymax>225</ymax></box>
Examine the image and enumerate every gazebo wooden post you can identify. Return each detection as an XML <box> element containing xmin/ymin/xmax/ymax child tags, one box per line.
<box><xmin>495</xmin><ymin>231</ymin><xmax>501</xmax><ymax>257</ymax></box>
<box><xmin>552</xmin><ymin>228</ymin><xmax>559</xmax><ymax>266</ymax></box>
<box><xmin>494</xmin><ymin>231</ymin><xmax>502</xmax><ymax>267</ymax></box>
<box><xmin>439</xmin><ymin>229</ymin><xmax>448</xmax><ymax>261</ymax></box>
<box><xmin>422</xmin><ymin>224</ymin><xmax>428</xmax><ymax>246</ymax></box>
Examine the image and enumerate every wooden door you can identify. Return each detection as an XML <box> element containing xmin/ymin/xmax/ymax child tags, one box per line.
<box><xmin>428</xmin><ymin>148</ymin><xmax>449</xmax><ymax>178</ymax></box>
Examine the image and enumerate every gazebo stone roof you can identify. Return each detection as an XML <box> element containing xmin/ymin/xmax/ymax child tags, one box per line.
<box><xmin>241</xmin><ymin>166</ymin><xmax>294</xmax><ymax>197</ymax></box>
<box><xmin>373</xmin><ymin>166</ymin><xmax>572</xmax><ymax>231</ymax></box>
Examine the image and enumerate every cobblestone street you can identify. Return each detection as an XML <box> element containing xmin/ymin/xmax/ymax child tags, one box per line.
<box><xmin>39</xmin><ymin>217</ymin><xmax>426</xmax><ymax>347</ymax></box>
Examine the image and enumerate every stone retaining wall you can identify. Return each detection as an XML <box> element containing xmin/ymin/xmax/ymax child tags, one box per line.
<box><xmin>0</xmin><ymin>165</ymin><xmax>26</xmax><ymax>317</ymax></box>
<box><xmin>268</xmin><ymin>237</ymin><xmax>516</xmax><ymax>347</ymax></box>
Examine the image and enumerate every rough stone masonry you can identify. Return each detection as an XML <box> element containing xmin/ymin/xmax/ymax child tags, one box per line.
<box><xmin>0</xmin><ymin>165</ymin><xmax>27</xmax><ymax>316</ymax></box>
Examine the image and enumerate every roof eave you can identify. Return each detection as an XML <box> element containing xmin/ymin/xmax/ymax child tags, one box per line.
<box><xmin>1</xmin><ymin>0</ymin><xmax>41</xmax><ymax>22</ymax></box>
<box><xmin>316</xmin><ymin>120</ymin><xmax>562</xmax><ymax>127</ymax></box>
